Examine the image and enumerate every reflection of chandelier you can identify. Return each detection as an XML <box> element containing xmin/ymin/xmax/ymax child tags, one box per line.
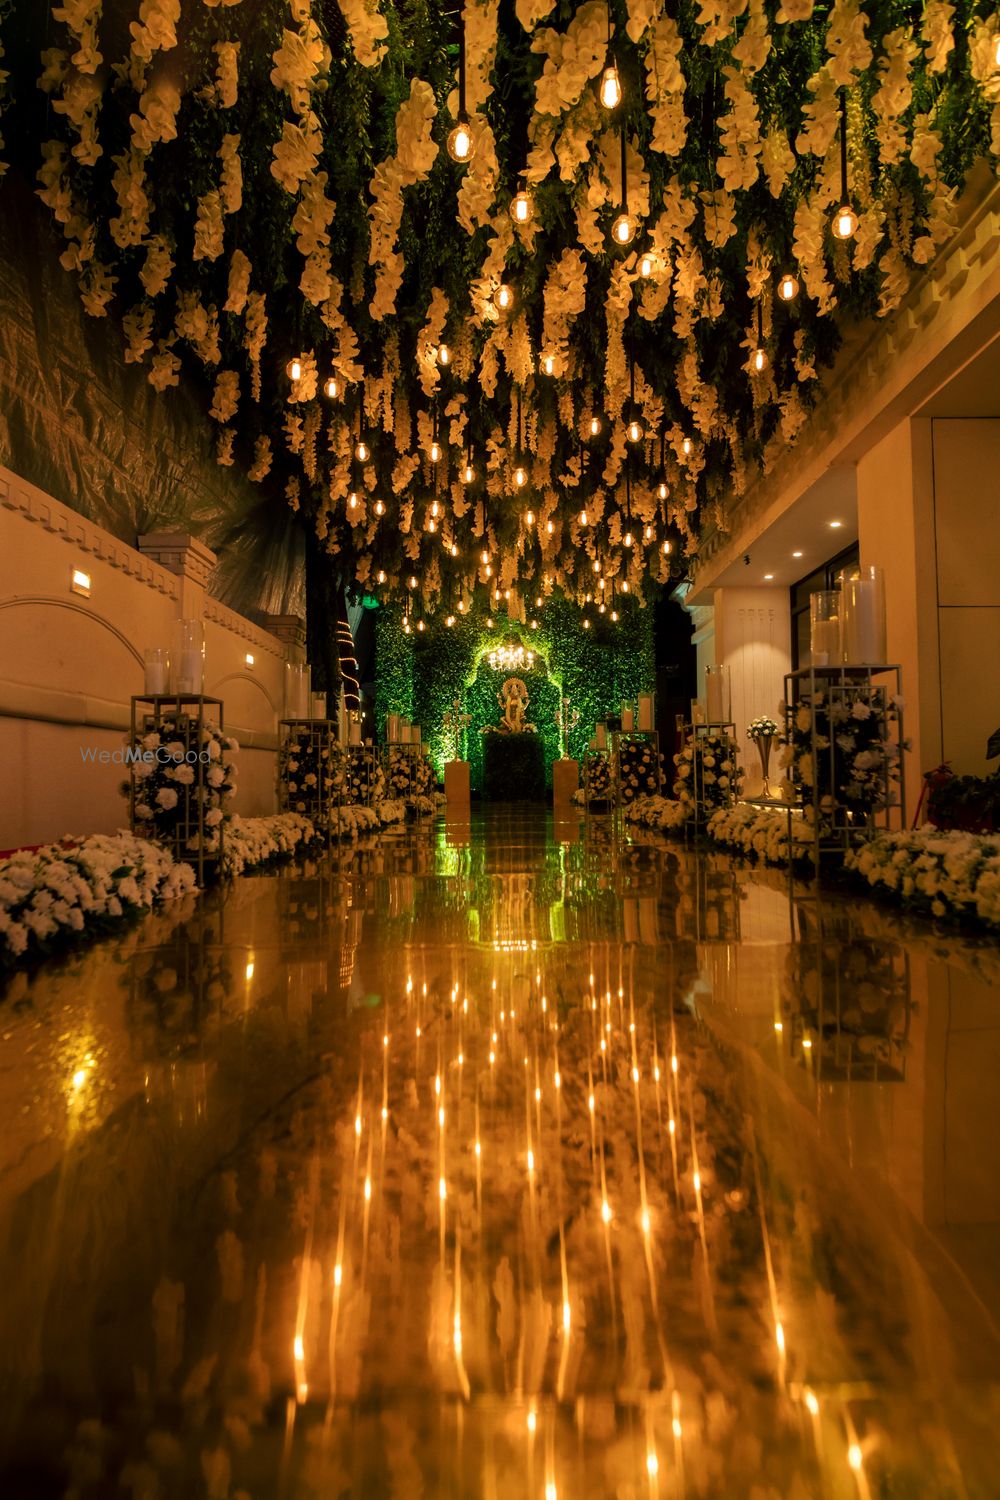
<box><xmin>487</xmin><ymin>643</ymin><xmax>535</xmax><ymax>673</ymax></box>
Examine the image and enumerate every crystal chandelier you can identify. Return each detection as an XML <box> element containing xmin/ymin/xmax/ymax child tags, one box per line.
<box><xmin>487</xmin><ymin>643</ymin><xmax>535</xmax><ymax>673</ymax></box>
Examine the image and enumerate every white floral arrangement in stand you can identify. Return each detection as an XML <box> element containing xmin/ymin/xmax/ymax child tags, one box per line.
<box><xmin>130</xmin><ymin>720</ymin><xmax>239</xmax><ymax>858</ymax></box>
<box><xmin>674</xmin><ymin>730</ymin><xmax>742</xmax><ymax>819</ymax></box>
<box><xmin>0</xmin><ymin>832</ymin><xmax>196</xmax><ymax>970</ymax></box>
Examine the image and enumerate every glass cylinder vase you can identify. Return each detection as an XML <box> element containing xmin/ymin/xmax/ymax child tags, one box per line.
<box><xmin>284</xmin><ymin>661</ymin><xmax>311</xmax><ymax>719</ymax></box>
<box><xmin>841</xmin><ymin>566</ymin><xmax>887</xmax><ymax>665</ymax></box>
<box><xmin>809</xmin><ymin>591</ymin><xmax>842</xmax><ymax>666</ymax></box>
<box><xmin>705</xmin><ymin>664</ymin><xmax>731</xmax><ymax>724</ymax></box>
<box><xmin>144</xmin><ymin>646</ymin><xmax>170</xmax><ymax>696</ymax></box>
<box><xmin>174</xmin><ymin>620</ymin><xmax>205</xmax><ymax>695</ymax></box>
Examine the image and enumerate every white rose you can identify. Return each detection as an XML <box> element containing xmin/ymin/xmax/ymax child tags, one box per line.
<box><xmin>156</xmin><ymin>788</ymin><xmax>179</xmax><ymax>810</ymax></box>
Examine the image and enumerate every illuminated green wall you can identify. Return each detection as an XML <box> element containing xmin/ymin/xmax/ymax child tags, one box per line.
<box><xmin>374</xmin><ymin>598</ymin><xmax>656</xmax><ymax>790</ymax></box>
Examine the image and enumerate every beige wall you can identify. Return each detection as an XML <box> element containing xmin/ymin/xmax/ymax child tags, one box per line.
<box><xmin>857</xmin><ymin>416</ymin><xmax>1000</xmax><ymax>816</ymax></box>
<box><xmin>0</xmin><ymin>466</ymin><xmax>289</xmax><ymax>849</ymax></box>
<box><xmin>713</xmin><ymin>586</ymin><xmax>792</xmax><ymax>790</ymax></box>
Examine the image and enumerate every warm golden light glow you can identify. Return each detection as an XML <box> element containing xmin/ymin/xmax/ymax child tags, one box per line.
<box><xmin>752</xmin><ymin>346</ymin><xmax>767</xmax><ymax>373</ymax></box>
<box><xmin>510</xmin><ymin>189</ymin><xmax>532</xmax><ymax>223</ymax></box>
<box><xmin>599</xmin><ymin>62</ymin><xmax>622</xmax><ymax>109</ymax></box>
<box><xmin>437</xmin><ymin>343</ymin><xmax>451</xmax><ymax>366</ymax></box>
<box><xmin>288</xmin><ymin>357</ymin><xmax>302</xmax><ymax>382</ymax></box>
<box><xmin>589</xmin><ymin>415</ymin><xmax>602</xmax><ymax>437</ymax></box>
<box><xmin>832</xmin><ymin>203</ymin><xmax>859</xmax><ymax>239</ymax></box>
<box><xmin>324</xmin><ymin>374</ymin><xmax>339</xmax><ymax>399</ymax></box>
<box><xmin>496</xmin><ymin>283</ymin><xmax>514</xmax><ymax>312</ymax></box>
<box><xmin>513</xmin><ymin>465</ymin><xmax>528</xmax><ymax>489</ymax></box>
<box><xmin>355</xmin><ymin>440</ymin><xmax>369</xmax><ymax>462</ymax></box>
<box><xmin>446</xmin><ymin>118</ymin><xmax>475</xmax><ymax>163</ymax></box>
<box><xmin>777</xmin><ymin>270</ymin><xmax>799</xmax><ymax>301</ymax></box>
<box><xmin>638</xmin><ymin>252</ymin><xmax>654</xmax><ymax>277</ymax></box>
<box><xmin>626</xmin><ymin>418</ymin><xmax>644</xmax><ymax>442</ymax></box>
<box><xmin>611</xmin><ymin>212</ymin><xmax>636</xmax><ymax>246</ymax></box>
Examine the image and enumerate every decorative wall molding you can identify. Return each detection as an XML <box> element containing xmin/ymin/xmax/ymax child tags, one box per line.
<box><xmin>209</xmin><ymin>670</ymin><xmax>280</xmax><ymax>715</ymax></box>
<box><xmin>0</xmin><ymin>596</ymin><xmax>145</xmax><ymax>667</ymax></box>
<box><xmin>137</xmin><ymin>530</ymin><xmax>217</xmax><ymax>588</ymax></box>
<box><xmin>0</xmin><ymin>467</ymin><xmax>178</xmax><ymax>598</ymax></box>
<box><xmin>205</xmin><ymin>598</ymin><xmax>286</xmax><ymax>658</ymax></box>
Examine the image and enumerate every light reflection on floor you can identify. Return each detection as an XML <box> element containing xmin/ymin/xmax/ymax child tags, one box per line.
<box><xmin>1</xmin><ymin>807</ymin><xmax>999</xmax><ymax>1496</ymax></box>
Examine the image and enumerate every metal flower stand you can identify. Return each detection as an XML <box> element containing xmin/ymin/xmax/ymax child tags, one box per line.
<box><xmin>347</xmin><ymin>742</ymin><xmax>381</xmax><ymax>806</ymax></box>
<box><xmin>682</xmin><ymin>721</ymin><xmax>739</xmax><ymax>829</ymax></box>
<box><xmin>382</xmin><ymin>740</ymin><xmax>424</xmax><ymax>802</ymax></box>
<box><xmin>782</xmin><ymin>664</ymin><xmax>905</xmax><ymax>865</ymax></box>
<box><xmin>612</xmin><ymin>728</ymin><xmax>663</xmax><ymax>811</ymax></box>
<box><xmin>129</xmin><ymin>693</ymin><xmax>225</xmax><ymax>886</ymax></box>
<box><xmin>278</xmin><ymin>719</ymin><xmax>346</xmax><ymax>836</ymax></box>
<box><xmin>583</xmin><ymin>746</ymin><xmax>614</xmax><ymax>813</ymax></box>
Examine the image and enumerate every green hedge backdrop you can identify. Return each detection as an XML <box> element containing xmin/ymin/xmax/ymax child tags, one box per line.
<box><xmin>374</xmin><ymin>599</ymin><xmax>656</xmax><ymax>790</ymax></box>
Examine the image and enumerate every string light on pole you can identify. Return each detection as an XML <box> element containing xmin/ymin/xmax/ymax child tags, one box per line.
<box><xmin>610</xmin><ymin>128</ymin><xmax>636</xmax><ymax>246</ymax></box>
<box><xmin>446</xmin><ymin>15</ymin><xmax>475</xmax><ymax>162</ymax></box>
<box><xmin>831</xmin><ymin>89</ymin><xmax>859</xmax><ymax>240</ymax></box>
<box><xmin>598</xmin><ymin>3</ymin><xmax>621</xmax><ymax>109</ymax></box>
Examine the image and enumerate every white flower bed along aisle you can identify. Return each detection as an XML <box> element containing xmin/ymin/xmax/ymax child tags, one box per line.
<box><xmin>623</xmin><ymin>797</ymin><xmax>1000</xmax><ymax>932</ymax></box>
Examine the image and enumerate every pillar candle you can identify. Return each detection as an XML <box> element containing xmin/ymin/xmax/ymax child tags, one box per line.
<box><xmin>349</xmin><ymin>720</ymin><xmax>362</xmax><ymax>745</ymax></box>
<box><xmin>595</xmin><ymin>723</ymin><xmax>607</xmax><ymax>749</ymax></box>
<box><xmin>621</xmin><ymin>705</ymin><xmax>634</xmax><ymax>732</ymax></box>
<box><xmin>411</xmin><ymin>724</ymin><xmax>421</xmax><ymax>746</ymax></box>
<box><xmin>705</xmin><ymin>671</ymin><xmax>728</xmax><ymax>724</ymax></box>
<box><xmin>177</xmin><ymin>648</ymin><xmax>204</xmax><ymax>695</ymax></box>
<box><xmin>811</xmin><ymin>617</ymin><xmax>840</xmax><ymax>665</ymax></box>
<box><xmin>144</xmin><ymin>657</ymin><xmax>168</xmax><ymax>695</ymax></box>
<box><xmin>637</xmin><ymin>693</ymin><xmax>654</xmax><ymax>731</ymax></box>
<box><xmin>388</xmin><ymin>713</ymin><xmax>400</xmax><ymax>742</ymax></box>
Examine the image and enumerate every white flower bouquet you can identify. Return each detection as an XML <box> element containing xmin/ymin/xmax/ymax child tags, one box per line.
<box><xmin>128</xmin><ymin>718</ymin><xmax>238</xmax><ymax>857</ymax></box>
<box><xmin>747</xmin><ymin>716</ymin><xmax>779</xmax><ymax>741</ymax></box>
<box><xmin>0</xmin><ymin>831</ymin><xmax>195</xmax><ymax>971</ymax></box>
<box><xmin>674</xmin><ymin>731</ymin><xmax>743</xmax><ymax>817</ymax></box>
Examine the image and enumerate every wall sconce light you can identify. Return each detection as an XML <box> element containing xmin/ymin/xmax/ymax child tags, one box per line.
<box><xmin>70</xmin><ymin>567</ymin><xmax>92</xmax><ymax>597</ymax></box>
<box><xmin>245</xmin><ymin>652</ymin><xmax>255</xmax><ymax>667</ymax></box>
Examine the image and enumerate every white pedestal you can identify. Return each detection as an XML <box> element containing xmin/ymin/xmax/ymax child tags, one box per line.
<box><xmin>553</xmin><ymin>758</ymin><xmax>579</xmax><ymax>803</ymax></box>
<box><xmin>445</xmin><ymin>759</ymin><xmax>471</xmax><ymax>807</ymax></box>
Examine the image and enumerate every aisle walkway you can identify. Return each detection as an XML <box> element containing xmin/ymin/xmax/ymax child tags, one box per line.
<box><xmin>1</xmin><ymin>807</ymin><xmax>999</xmax><ymax>1497</ymax></box>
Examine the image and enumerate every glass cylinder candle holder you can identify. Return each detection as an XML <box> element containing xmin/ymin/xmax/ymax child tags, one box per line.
<box><xmin>144</xmin><ymin>647</ymin><xmax>170</xmax><ymax>696</ymax></box>
<box><xmin>809</xmin><ymin>591</ymin><xmax>842</xmax><ymax>666</ymax></box>
<box><xmin>621</xmin><ymin>703</ymin><xmax>635</xmax><ymax>732</ymax></box>
<box><xmin>595</xmin><ymin>722</ymin><xmax>608</xmax><ymax>749</ymax></box>
<box><xmin>637</xmin><ymin>693</ymin><xmax>655</xmax><ymax>731</ymax></box>
<box><xmin>705</xmin><ymin>664</ymin><xmax>731</xmax><ymax>724</ymax></box>
<box><xmin>284</xmin><ymin>661</ymin><xmax>311</xmax><ymax>719</ymax></box>
<box><xmin>310</xmin><ymin>692</ymin><xmax>327</xmax><ymax>719</ymax></box>
<box><xmin>174</xmin><ymin>619</ymin><xmax>205</xmax><ymax>695</ymax></box>
<box><xmin>841</xmin><ymin>566</ymin><xmax>887</xmax><ymax>665</ymax></box>
<box><xmin>691</xmin><ymin>700</ymin><xmax>706</xmax><ymax>725</ymax></box>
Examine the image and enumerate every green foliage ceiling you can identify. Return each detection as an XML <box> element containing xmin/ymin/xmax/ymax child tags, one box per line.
<box><xmin>9</xmin><ymin>0</ymin><xmax>1000</xmax><ymax>619</ymax></box>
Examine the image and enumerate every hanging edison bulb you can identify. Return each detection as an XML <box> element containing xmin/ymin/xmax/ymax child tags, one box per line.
<box><xmin>543</xmin><ymin>353</ymin><xmax>555</xmax><ymax>375</ymax></box>
<box><xmin>777</xmin><ymin>270</ymin><xmax>799</xmax><ymax>302</ymax></box>
<box><xmin>450</xmin><ymin>542</ymin><xmax>459</xmax><ymax>557</ymax></box>
<box><xmin>513</xmin><ymin>464</ymin><xmax>528</xmax><ymax>489</ymax></box>
<box><xmin>445</xmin><ymin>614</ymin><xmax>456</xmax><ymax>627</ymax></box>
<box><xmin>437</xmin><ymin>343</ymin><xmax>451</xmax><ymax>366</ymax></box>
<box><xmin>599</xmin><ymin>63</ymin><xmax>622</xmax><ymax>109</ymax></box>
<box><xmin>324</xmin><ymin>374</ymin><xmax>339</xmax><ymax>399</ymax></box>
<box><xmin>480</xmin><ymin>547</ymin><xmax>490</xmax><ymax>566</ymax></box>
<box><xmin>356</xmin><ymin>439</ymin><xmax>369</xmax><ymax>462</ymax></box>
<box><xmin>644</xmin><ymin>524</ymin><xmax>654</xmax><ymax>541</ymax></box>
<box><xmin>579</xmin><ymin>508</ymin><xmax>588</xmax><ymax>526</ymax></box>
<box><xmin>832</xmin><ymin>203</ymin><xmax>859</xmax><ymax>240</ymax></box>
<box><xmin>638</xmin><ymin>252</ymin><xmax>654</xmax><ymax>278</ymax></box>
<box><xmin>623</xmin><ymin>529</ymin><xmax>633</xmax><ymax>548</ymax></box>
<box><xmin>662</xmin><ymin>539</ymin><xmax>672</xmax><ymax>554</ymax></box>
<box><xmin>657</xmin><ymin>480</ymin><xmax>669</xmax><ymax>501</ymax></box>
<box><xmin>377</xmin><ymin>568</ymin><xmax>387</xmax><ymax>583</ymax></box>
<box><xmin>611</xmin><ymin>608</ymin><xmax>619</xmax><ymax>622</ymax></box>
<box><xmin>417</xmin><ymin>620</ymin><xmax>425</xmax><ymax>632</ymax></box>
<box><xmin>525</xmin><ymin>509</ymin><xmax>534</xmax><ymax>526</ymax></box>
<box><xmin>546</xmin><ymin>519</ymin><xmax>554</xmax><ymax>535</ymax></box>
<box><xmin>509</xmin><ymin>189</ymin><xmax>532</xmax><ymax>224</ymax></box>
<box><xmin>599</xmin><ymin>601</ymin><xmax>606</xmax><ymax>615</ymax></box>
<box><xmin>426</xmin><ymin>516</ymin><xmax>437</xmax><ymax>533</ymax></box>
<box><xmin>463</xmin><ymin>461</ymin><xmax>475</xmax><ymax>483</ymax></box>
<box><xmin>582</xmin><ymin>617</ymin><xmax>591</xmax><ymax>630</ymax></box>
<box><xmin>431</xmin><ymin>498</ymin><xmax>440</xmax><ymax>518</ymax></box>
<box><xmin>611</xmin><ymin>212</ymin><xmax>636</xmax><ymax>246</ymax></box>
<box><xmin>374</xmin><ymin>497</ymin><xmax>385</xmax><ymax>516</ymax></box>
<box><xmin>592</xmin><ymin>558</ymin><xmax>602</xmax><ymax>574</ymax></box>
<box><xmin>589</xmin><ymin>415</ymin><xmax>603</xmax><ymax>437</ymax></box>
<box><xmin>347</xmin><ymin>491</ymin><xmax>359</xmax><ymax>511</ymax></box>
<box><xmin>626</xmin><ymin>416</ymin><xmax>644</xmax><ymax>442</ymax></box>
<box><xmin>622</xmin><ymin>579</ymin><xmax>630</xmax><ymax>593</ymax></box>
<box><xmin>288</xmin><ymin>357</ymin><xmax>303</xmax><ymax>382</ymax></box>
<box><xmin>486</xmin><ymin>615</ymin><xmax>494</xmax><ymax>628</ymax></box>
<box><xmin>682</xmin><ymin>436</ymin><xmax>693</xmax><ymax>457</ymax></box>
<box><xmin>752</xmin><ymin>346</ymin><xmax>768</xmax><ymax>374</ymax></box>
<box><xmin>430</xmin><ymin>440</ymin><xmax>442</xmax><ymax>463</ymax></box>
<box><xmin>408</xmin><ymin>575</ymin><xmax>418</xmax><ymax>589</ymax></box>
<box><xmin>495</xmin><ymin>283</ymin><xmax>514</xmax><ymax>312</ymax></box>
<box><xmin>447</xmin><ymin>115</ymin><xmax>475</xmax><ymax>163</ymax></box>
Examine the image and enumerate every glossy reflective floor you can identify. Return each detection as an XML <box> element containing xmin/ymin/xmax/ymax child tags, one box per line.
<box><xmin>2</xmin><ymin>808</ymin><xmax>1000</xmax><ymax>1497</ymax></box>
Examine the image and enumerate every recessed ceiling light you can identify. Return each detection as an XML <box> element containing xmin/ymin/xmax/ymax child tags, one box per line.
<box><xmin>792</xmin><ymin>550</ymin><xmax>803</xmax><ymax>558</ymax></box>
<box><xmin>829</xmin><ymin>519</ymin><xmax>843</xmax><ymax>529</ymax></box>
